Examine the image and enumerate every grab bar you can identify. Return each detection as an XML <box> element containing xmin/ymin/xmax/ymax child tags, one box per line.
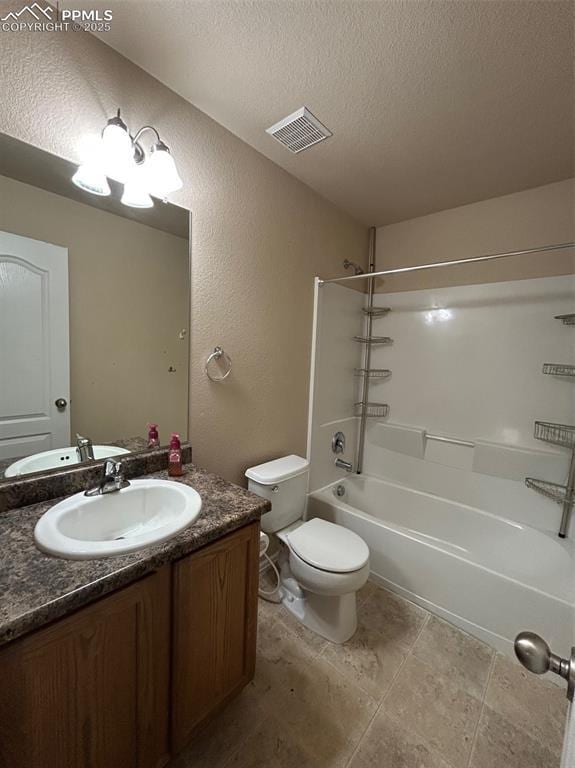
<box><xmin>426</xmin><ymin>432</ymin><xmax>475</xmax><ymax>449</ymax></box>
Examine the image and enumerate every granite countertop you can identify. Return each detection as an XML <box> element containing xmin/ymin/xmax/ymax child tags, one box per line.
<box><xmin>0</xmin><ymin>464</ymin><xmax>270</xmax><ymax>648</ymax></box>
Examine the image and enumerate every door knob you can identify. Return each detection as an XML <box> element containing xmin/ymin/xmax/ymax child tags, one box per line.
<box><xmin>515</xmin><ymin>631</ymin><xmax>575</xmax><ymax>700</ymax></box>
<box><xmin>54</xmin><ymin>398</ymin><xmax>68</xmax><ymax>410</ymax></box>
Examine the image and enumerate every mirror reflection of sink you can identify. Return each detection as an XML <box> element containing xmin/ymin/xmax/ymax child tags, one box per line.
<box><xmin>34</xmin><ymin>479</ymin><xmax>202</xmax><ymax>559</ymax></box>
<box><xmin>4</xmin><ymin>445</ymin><xmax>130</xmax><ymax>478</ymax></box>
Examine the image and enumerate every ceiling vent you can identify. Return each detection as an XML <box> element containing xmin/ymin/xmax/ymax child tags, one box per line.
<box><xmin>266</xmin><ymin>107</ymin><xmax>332</xmax><ymax>154</ymax></box>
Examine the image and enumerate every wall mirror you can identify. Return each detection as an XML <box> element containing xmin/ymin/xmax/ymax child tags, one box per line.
<box><xmin>0</xmin><ymin>133</ymin><xmax>190</xmax><ymax>482</ymax></box>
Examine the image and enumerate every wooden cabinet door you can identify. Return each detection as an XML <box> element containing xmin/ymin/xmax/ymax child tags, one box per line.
<box><xmin>172</xmin><ymin>522</ymin><xmax>259</xmax><ymax>751</ymax></box>
<box><xmin>0</xmin><ymin>568</ymin><xmax>171</xmax><ymax>768</ymax></box>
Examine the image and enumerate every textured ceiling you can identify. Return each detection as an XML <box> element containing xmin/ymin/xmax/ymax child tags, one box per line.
<box><xmin>95</xmin><ymin>0</ymin><xmax>574</xmax><ymax>226</ymax></box>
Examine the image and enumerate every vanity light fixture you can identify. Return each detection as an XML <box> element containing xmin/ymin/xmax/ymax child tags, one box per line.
<box><xmin>72</xmin><ymin>109</ymin><xmax>183</xmax><ymax>208</ymax></box>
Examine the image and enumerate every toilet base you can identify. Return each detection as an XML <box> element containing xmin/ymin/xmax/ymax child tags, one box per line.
<box><xmin>279</xmin><ymin>569</ymin><xmax>358</xmax><ymax>644</ymax></box>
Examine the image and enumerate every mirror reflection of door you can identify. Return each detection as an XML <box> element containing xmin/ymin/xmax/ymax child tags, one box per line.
<box><xmin>0</xmin><ymin>231</ymin><xmax>70</xmax><ymax>460</ymax></box>
<box><xmin>0</xmin><ymin>133</ymin><xmax>190</xmax><ymax>479</ymax></box>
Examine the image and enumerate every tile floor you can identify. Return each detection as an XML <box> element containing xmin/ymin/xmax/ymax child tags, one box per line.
<box><xmin>172</xmin><ymin>580</ymin><xmax>567</xmax><ymax>768</ymax></box>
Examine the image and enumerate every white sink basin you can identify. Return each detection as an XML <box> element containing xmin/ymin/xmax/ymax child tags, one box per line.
<box><xmin>34</xmin><ymin>479</ymin><xmax>202</xmax><ymax>559</ymax></box>
<box><xmin>4</xmin><ymin>445</ymin><xmax>130</xmax><ymax>477</ymax></box>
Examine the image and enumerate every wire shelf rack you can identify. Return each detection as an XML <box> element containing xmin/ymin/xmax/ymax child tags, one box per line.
<box><xmin>525</xmin><ymin>478</ymin><xmax>575</xmax><ymax>506</ymax></box>
<box><xmin>354</xmin><ymin>368</ymin><xmax>392</xmax><ymax>379</ymax></box>
<box><xmin>543</xmin><ymin>363</ymin><xmax>575</xmax><ymax>378</ymax></box>
<box><xmin>354</xmin><ymin>402</ymin><xmax>389</xmax><ymax>418</ymax></box>
<box><xmin>534</xmin><ymin>421</ymin><xmax>575</xmax><ymax>449</ymax></box>
<box><xmin>555</xmin><ymin>314</ymin><xmax>575</xmax><ymax>326</ymax></box>
<box><xmin>353</xmin><ymin>336</ymin><xmax>393</xmax><ymax>344</ymax></box>
<box><xmin>362</xmin><ymin>307</ymin><xmax>391</xmax><ymax>317</ymax></box>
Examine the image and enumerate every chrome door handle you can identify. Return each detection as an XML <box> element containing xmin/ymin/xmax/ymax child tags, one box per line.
<box><xmin>54</xmin><ymin>398</ymin><xmax>68</xmax><ymax>410</ymax></box>
<box><xmin>515</xmin><ymin>631</ymin><xmax>575</xmax><ymax>701</ymax></box>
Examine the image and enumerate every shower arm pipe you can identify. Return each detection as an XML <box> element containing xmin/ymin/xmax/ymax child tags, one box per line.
<box><xmin>318</xmin><ymin>242</ymin><xmax>575</xmax><ymax>285</ymax></box>
<box><xmin>355</xmin><ymin>227</ymin><xmax>376</xmax><ymax>475</ymax></box>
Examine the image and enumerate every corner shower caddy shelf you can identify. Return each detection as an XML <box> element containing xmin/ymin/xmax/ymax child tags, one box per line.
<box><xmin>353</xmin><ymin>335</ymin><xmax>393</xmax><ymax>344</ymax></box>
<box><xmin>543</xmin><ymin>363</ymin><xmax>575</xmax><ymax>378</ymax></box>
<box><xmin>354</xmin><ymin>402</ymin><xmax>389</xmax><ymax>418</ymax></box>
<box><xmin>362</xmin><ymin>306</ymin><xmax>391</xmax><ymax>317</ymax></box>
<box><xmin>555</xmin><ymin>313</ymin><xmax>575</xmax><ymax>326</ymax></box>
<box><xmin>525</xmin><ymin>478</ymin><xmax>575</xmax><ymax>506</ymax></box>
<box><xmin>353</xmin><ymin>256</ymin><xmax>394</xmax><ymax>473</ymax></box>
<box><xmin>525</xmin><ymin>308</ymin><xmax>575</xmax><ymax>537</ymax></box>
<box><xmin>354</xmin><ymin>368</ymin><xmax>392</xmax><ymax>379</ymax></box>
<box><xmin>533</xmin><ymin>421</ymin><xmax>575</xmax><ymax>449</ymax></box>
<box><xmin>354</xmin><ymin>318</ymin><xmax>392</xmax><ymax>418</ymax></box>
<box><xmin>526</xmin><ymin>421</ymin><xmax>575</xmax><ymax>515</ymax></box>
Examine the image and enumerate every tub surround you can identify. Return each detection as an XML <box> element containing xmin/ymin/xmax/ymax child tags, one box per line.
<box><xmin>306</xmin><ymin>274</ymin><xmax>575</xmax><ymax>662</ymax></box>
<box><xmin>0</xmin><ymin>463</ymin><xmax>269</xmax><ymax>647</ymax></box>
<box><xmin>0</xmin><ymin>441</ymin><xmax>192</xmax><ymax>514</ymax></box>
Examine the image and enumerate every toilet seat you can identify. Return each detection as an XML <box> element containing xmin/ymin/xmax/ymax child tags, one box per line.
<box><xmin>286</xmin><ymin>518</ymin><xmax>369</xmax><ymax>573</ymax></box>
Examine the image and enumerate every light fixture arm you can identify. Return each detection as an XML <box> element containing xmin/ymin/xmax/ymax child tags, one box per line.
<box><xmin>132</xmin><ymin>125</ymin><xmax>162</xmax><ymax>145</ymax></box>
<box><xmin>131</xmin><ymin>126</ymin><xmax>167</xmax><ymax>166</ymax></box>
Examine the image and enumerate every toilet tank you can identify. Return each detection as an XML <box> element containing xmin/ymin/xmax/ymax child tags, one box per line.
<box><xmin>245</xmin><ymin>455</ymin><xmax>309</xmax><ymax>534</ymax></box>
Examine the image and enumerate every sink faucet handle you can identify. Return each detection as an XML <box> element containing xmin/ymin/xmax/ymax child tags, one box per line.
<box><xmin>85</xmin><ymin>459</ymin><xmax>130</xmax><ymax>497</ymax></box>
<box><xmin>104</xmin><ymin>459</ymin><xmax>122</xmax><ymax>477</ymax></box>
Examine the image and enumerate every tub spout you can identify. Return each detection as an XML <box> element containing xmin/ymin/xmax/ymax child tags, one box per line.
<box><xmin>335</xmin><ymin>458</ymin><xmax>353</xmax><ymax>472</ymax></box>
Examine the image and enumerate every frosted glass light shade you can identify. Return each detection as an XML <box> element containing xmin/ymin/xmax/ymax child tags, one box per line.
<box><xmin>102</xmin><ymin>121</ymin><xmax>133</xmax><ymax>181</ymax></box>
<box><xmin>121</xmin><ymin>165</ymin><xmax>154</xmax><ymax>208</ymax></box>
<box><xmin>146</xmin><ymin>143</ymin><xmax>183</xmax><ymax>198</ymax></box>
<box><xmin>72</xmin><ymin>164</ymin><xmax>111</xmax><ymax>196</ymax></box>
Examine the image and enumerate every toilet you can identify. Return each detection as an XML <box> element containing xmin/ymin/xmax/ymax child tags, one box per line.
<box><xmin>246</xmin><ymin>455</ymin><xmax>369</xmax><ymax>643</ymax></box>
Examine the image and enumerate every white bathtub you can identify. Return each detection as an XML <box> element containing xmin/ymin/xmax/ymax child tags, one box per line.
<box><xmin>308</xmin><ymin>474</ymin><xmax>575</xmax><ymax>657</ymax></box>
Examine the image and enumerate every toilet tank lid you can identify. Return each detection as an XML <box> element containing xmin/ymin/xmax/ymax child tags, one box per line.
<box><xmin>245</xmin><ymin>455</ymin><xmax>309</xmax><ymax>485</ymax></box>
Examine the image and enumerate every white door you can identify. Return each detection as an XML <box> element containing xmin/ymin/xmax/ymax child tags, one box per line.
<box><xmin>0</xmin><ymin>231</ymin><xmax>70</xmax><ymax>460</ymax></box>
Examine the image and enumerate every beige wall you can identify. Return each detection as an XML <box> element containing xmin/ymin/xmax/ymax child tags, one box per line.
<box><xmin>0</xmin><ymin>174</ymin><xmax>190</xmax><ymax>444</ymax></box>
<box><xmin>375</xmin><ymin>179</ymin><xmax>575</xmax><ymax>292</ymax></box>
<box><xmin>0</xmin><ymin>14</ymin><xmax>368</xmax><ymax>484</ymax></box>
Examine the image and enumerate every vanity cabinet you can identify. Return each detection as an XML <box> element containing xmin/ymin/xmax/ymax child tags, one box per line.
<box><xmin>172</xmin><ymin>521</ymin><xmax>260</xmax><ymax>750</ymax></box>
<box><xmin>0</xmin><ymin>567</ymin><xmax>171</xmax><ymax>768</ymax></box>
<box><xmin>0</xmin><ymin>522</ymin><xmax>259</xmax><ymax>768</ymax></box>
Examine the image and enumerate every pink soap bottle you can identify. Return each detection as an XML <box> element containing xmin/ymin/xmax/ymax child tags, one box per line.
<box><xmin>168</xmin><ymin>433</ymin><xmax>183</xmax><ymax>477</ymax></box>
<box><xmin>147</xmin><ymin>423</ymin><xmax>160</xmax><ymax>449</ymax></box>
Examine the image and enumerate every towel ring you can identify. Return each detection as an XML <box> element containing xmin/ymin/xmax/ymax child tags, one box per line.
<box><xmin>205</xmin><ymin>346</ymin><xmax>232</xmax><ymax>382</ymax></box>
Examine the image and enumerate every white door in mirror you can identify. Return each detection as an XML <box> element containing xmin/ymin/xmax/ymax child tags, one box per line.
<box><xmin>4</xmin><ymin>445</ymin><xmax>130</xmax><ymax>477</ymax></box>
<box><xmin>34</xmin><ymin>479</ymin><xmax>202</xmax><ymax>560</ymax></box>
<box><xmin>0</xmin><ymin>231</ymin><xmax>70</xmax><ymax>460</ymax></box>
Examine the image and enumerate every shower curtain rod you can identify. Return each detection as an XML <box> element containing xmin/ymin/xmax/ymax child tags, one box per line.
<box><xmin>318</xmin><ymin>242</ymin><xmax>575</xmax><ymax>285</ymax></box>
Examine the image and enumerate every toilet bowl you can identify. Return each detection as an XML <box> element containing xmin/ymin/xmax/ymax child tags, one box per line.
<box><xmin>245</xmin><ymin>455</ymin><xmax>369</xmax><ymax>643</ymax></box>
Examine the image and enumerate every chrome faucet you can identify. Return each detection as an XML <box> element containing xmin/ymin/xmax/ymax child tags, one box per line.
<box><xmin>76</xmin><ymin>433</ymin><xmax>95</xmax><ymax>462</ymax></box>
<box><xmin>335</xmin><ymin>458</ymin><xmax>353</xmax><ymax>472</ymax></box>
<box><xmin>85</xmin><ymin>460</ymin><xmax>130</xmax><ymax>497</ymax></box>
